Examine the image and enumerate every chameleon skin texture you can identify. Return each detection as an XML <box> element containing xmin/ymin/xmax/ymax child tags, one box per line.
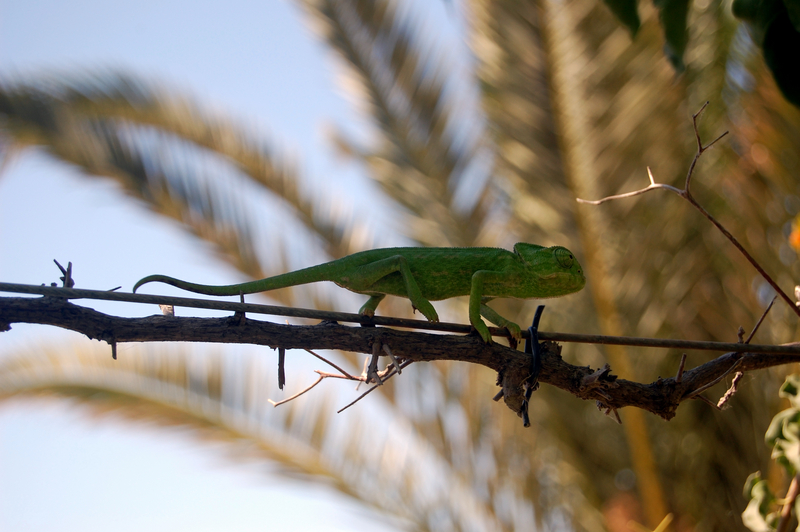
<box><xmin>134</xmin><ymin>243</ymin><xmax>586</xmax><ymax>342</ymax></box>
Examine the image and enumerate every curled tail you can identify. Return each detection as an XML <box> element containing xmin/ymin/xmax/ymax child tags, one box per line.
<box><xmin>133</xmin><ymin>274</ymin><xmax>280</xmax><ymax>296</ymax></box>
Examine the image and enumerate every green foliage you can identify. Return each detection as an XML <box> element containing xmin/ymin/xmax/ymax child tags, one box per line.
<box><xmin>602</xmin><ymin>0</ymin><xmax>642</xmax><ymax>35</ymax></box>
<box><xmin>733</xmin><ymin>0</ymin><xmax>800</xmax><ymax>106</ymax></box>
<box><xmin>766</xmin><ymin>375</ymin><xmax>800</xmax><ymax>474</ymax></box>
<box><xmin>654</xmin><ymin>0</ymin><xmax>692</xmax><ymax>70</ymax></box>
<box><xmin>742</xmin><ymin>472</ymin><xmax>779</xmax><ymax>532</ymax></box>
<box><xmin>743</xmin><ymin>375</ymin><xmax>800</xmax><ymax>531</ymax></box>
<box><xmin>601</xmin><ymin>0</ymin><xmax>800</xmax><ymax>105</ymax></box>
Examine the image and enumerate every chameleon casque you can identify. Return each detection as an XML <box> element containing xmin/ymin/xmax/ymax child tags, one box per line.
<box><xmin>133</xmin><ymin>243</ymin><xmax>586</xmax><ymax>343</ymax></box>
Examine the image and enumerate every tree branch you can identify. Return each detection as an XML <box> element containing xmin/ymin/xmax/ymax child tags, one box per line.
<box><xmin>3</xmin><ymin>295</ymin><xmax>800</xmax><ymax>422</ymax></box>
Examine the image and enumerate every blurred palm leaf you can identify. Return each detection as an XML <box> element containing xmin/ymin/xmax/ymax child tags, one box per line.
<box><xmin>0</xmin><ymin>73</ymin><xmax>354</xmax><ymax>300</ymax></box>
<box><xmin>600</xmin><ymin>0</ymin><xmax>800</xmax><ymax>106</ymax></box>
<box><xmin>2</xmin><ymin>0</ymin><xmax>800</xmax><ymax>530</ymax></box>
<box><xmin>0</xmin><ymin>343</ymin><xmax>507</xmax><ymax>531</ymax></box>
<box><xmin>300</xmin><ymin>0</ymin><xmax>492</xmax><ymax>246</ymax></box>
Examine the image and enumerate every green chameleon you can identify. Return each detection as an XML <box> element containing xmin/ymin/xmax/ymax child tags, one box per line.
<box><xmin>133</xmin><ymin>243</ymin><xmax>586</xmax><ymax>343</ymax></box>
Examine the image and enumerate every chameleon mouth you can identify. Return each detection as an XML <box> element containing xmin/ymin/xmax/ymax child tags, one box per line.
<box><xmin>538</xmin><ymin>272</ymin><xmax>586</xmax><ymax>294</ymax></box>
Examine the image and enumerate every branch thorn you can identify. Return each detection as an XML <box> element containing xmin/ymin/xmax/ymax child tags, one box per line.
<box><xmin>278</xmin><ymin>347</ymin><xmax>286</xmax><ymax>390</ymax></box>
<box><xmin>54</xmin><ymin>260</ymin><xmax>75</xmax><ymax>288</ymax></box>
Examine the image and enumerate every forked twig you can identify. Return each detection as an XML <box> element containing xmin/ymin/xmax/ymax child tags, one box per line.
<box><xmin>715</xmin><ymin>297</ymin><xmax>777</xmax><ymax>408</ymax></box>
<box><xmin>578</xmin><ymin>103</ymin><xmax>800</xmax><ymax>319</ymax></box>
<box><xmin>269</xmin><ymin>349</ymin><xmax>356</xmax><ymax>406</ymax></box>
<box><xmin>269</xmin><ymin>346</ymin><xmax>411</xmax><ymax>410</ymax></box>
<box><xmin>338</xmin><ymin>359</ymin><xmax>414</xmax><ymax>413</ymax></box>
<box><xmin>683</xmin><ymin>295</ymin><xmax>776</xmax><ymax>408</ymax></box>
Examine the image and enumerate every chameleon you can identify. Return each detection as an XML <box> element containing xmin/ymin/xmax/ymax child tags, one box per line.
<box><xmin>133</xmin><ymin>243</ymin><xmax>586</xmax><ymax>343</ymax></box>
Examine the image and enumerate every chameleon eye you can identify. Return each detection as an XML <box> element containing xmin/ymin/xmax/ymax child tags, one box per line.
<box><xmin>554</xmin><ymin>247</ymin><xmax>574</xmax><ymax>269</ymax></box>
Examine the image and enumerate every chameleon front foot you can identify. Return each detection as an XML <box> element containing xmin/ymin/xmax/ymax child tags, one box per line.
<box><xmin>476</xmin><ymin>303</ymin><xmax>522</xmax><ymax>344</ymax></box>
<box><xmin>504</xmin><ymin>322</ymin><xmax>522</xmax><ymax>341</ymax></box>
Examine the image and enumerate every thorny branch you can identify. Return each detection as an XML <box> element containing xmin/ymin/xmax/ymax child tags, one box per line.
<box><xmin>577</xmin><ymin>102</ymin><xmax>800</xmax><ymax>319</ymax></box>
<box><xmin>2</xmin><ymin>281</ymin><xmax>797</xmax><ymax>354</ymax></box>
<box><xmin>3</xmin><ymin>293</ymin><xmax>800</xmax><ymax>422</ymax></box>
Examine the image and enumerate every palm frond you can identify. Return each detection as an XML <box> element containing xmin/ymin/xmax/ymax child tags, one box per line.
<box><xmin>301</xmin><ymin>0</ymin><xmax>489</xmax><ymax>246</ymax></box>
<box><xmin>0</xmin><ymin>342</ymin><xmax>508</xmax><ymax>531</ymax></box>
<box><xmin>0</xmin><ymin>73</ymin><xmax>355</xmax><ymax>297</ymax></box>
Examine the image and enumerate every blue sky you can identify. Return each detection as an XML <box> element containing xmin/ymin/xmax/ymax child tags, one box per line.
<box><xmin>0</xmin><ymin>0</ymin><xmax>462</xmax><ymax>529</ymax></box>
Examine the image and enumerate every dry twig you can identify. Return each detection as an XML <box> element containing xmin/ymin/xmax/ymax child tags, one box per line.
<box><xmin>778</xmin><ymin>474</ymin><xmax>800</xmax><ymax>532</ymax></box>
<box><xmin>5</xmin><ymin>293</ymin><xmax>800</xmax><ymax>420</ymax></box>
<box><xmin>578</xmin><ymin>103</ymin><xmax>800</xmax><ymax>319</ymax></box>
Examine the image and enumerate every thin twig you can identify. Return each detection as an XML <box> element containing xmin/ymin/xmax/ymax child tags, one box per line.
<box><xmin>383</xmin><ymin>344</ymin><xmax>401</xmax><ymax>374</ymax></box>
<box><xmin>681</xmin><ymin>192</ymin><xmax>797</xmax><ymax>317</ymax></box>
<box><xmin>693</xmin><ymin>394</ymin><xmax>721</xmax><ymax>410</ymax></box>
<box><xmin>356</xmin><ymin>356</ymin><xmax>370</xmax><ymax>391</ymax></box>
<box><xmin>686</xmin><ymin>358</ymin><xmax>744</xmax><ymax>399</ymax></box>
<box><xmin>368</xmin><ymin>341</ymin><xmax>383</xmax><ymax>385</ymax></box>
<box><xmin>314</xmin><ymin>370</ymin><xmax>362</xmax><ymax>380</ymax></box>
<box><xmin>777</xmin><ymin>474</ymin><xmax>800</xmax><ymax>532</ymax></box>
<box><xmin>269</xmin><ymin>375</ymin><xmax>324</xmax><ymax>407</ymax></box>
<box><xmin>577</xmin><ymin>103</ymin><xmax>799</xmax><ymax>318</ymax></box>
<box><xmin>675</xmin><ymin>354</ymin><xmax>687</xmax><ymax>383</ymax></box>
<box><xmin>304</xmin><ymin>349</ymin><xmax>354</xmax><ymax>379</ymax></box>
<box><xmin>746</xmin><ymin>296</ymin><xmax>777</xmax><ymax>344</ymax></box>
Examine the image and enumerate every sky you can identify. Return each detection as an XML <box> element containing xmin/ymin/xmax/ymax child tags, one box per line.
<box><xmin>0</xmin><ymin>0</ymin><xmax>462</xmax><ymax>530</ymax></box>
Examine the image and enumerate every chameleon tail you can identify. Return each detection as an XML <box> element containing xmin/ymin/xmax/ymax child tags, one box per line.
<box><xmin>133</xmin><ymin>262</ymin><xmax>339</xmax><ymax>296</ymax></box>
<box><xmin>133</xmin><ymin>274</ymin><xmax>286</xmax><ymax>296</ymax></box>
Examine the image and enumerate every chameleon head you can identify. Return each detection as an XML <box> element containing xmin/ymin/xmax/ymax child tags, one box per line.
<box><xmin>515</xmin><ymin>243</ymin><xmax>586</xmax><ymax>297</ymax></box>
<box><xmin>549</xmin><ymin>246</ymin><xmax>586</xmax><ymax>294</ymax></box>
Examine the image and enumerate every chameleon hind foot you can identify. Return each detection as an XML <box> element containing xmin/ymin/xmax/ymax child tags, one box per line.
<box><xmin>411</xmin><ymin>301</ymin><xmax>439</xmax><ymax>323</ymax></box>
